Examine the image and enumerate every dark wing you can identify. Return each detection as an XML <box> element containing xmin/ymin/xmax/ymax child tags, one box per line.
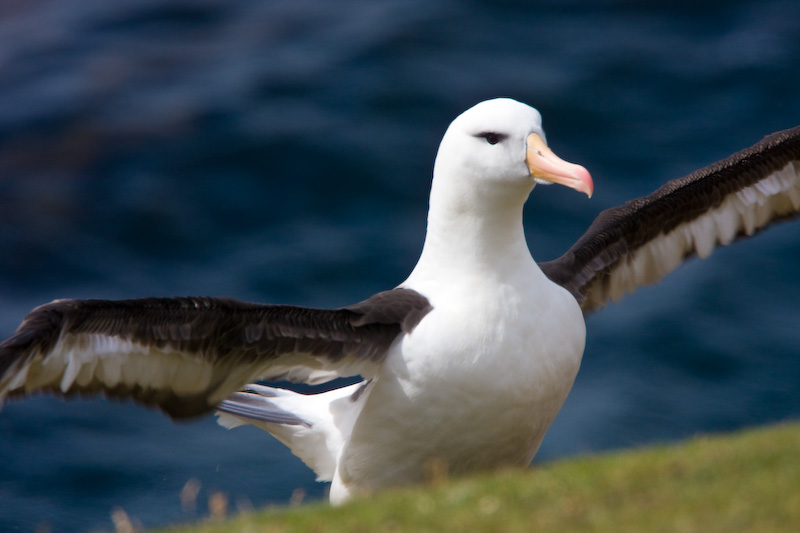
<box><xmin>540</xmin><ymin>125</ymin><xmax>800</xmax><ymax>313</ymax></box>
<box><xmin>0</xmin><ymin>289</ymin><xmax>431</xmax><ymax>418</ymax></box>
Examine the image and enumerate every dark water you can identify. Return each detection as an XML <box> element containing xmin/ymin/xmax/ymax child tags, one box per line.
<box><xmin>1</xmin><ymin>1</ymin><xmax>799</xmax><ymax>530</ymax></box>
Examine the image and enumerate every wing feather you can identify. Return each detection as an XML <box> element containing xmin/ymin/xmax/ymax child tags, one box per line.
<box><xmin>0</xmin><ymin>290</ymin><xmax>432</xmax><ymax>418</ymax></box>
<box><xmin>540</xmin><ymin>126</ymin><xmax>800</xmax><ymax>313</ymax></box>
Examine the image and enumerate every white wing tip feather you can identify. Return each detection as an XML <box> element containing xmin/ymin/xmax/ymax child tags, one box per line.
<box><xmin>605</xmin><ymin>160</ymin><xmax>800</xmax><ymax>304</ymax></box>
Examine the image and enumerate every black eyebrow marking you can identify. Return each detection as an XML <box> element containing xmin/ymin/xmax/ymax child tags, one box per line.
<box><xmin>474</xmin><ymin>132</ymin><xmax>508</xmax><ymax>145</ymax></box>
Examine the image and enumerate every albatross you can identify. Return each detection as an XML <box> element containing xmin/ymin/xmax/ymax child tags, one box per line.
<box><xmin>1</xmin><ymin>98</ymin><xmax>799</xmax><ymax>503</ymax></box>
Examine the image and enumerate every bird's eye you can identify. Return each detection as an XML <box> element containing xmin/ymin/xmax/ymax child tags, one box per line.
<box><xmin>476</xmin><ymin>132</ymin><xmax>506</xmax><ymax>145</ymax></box>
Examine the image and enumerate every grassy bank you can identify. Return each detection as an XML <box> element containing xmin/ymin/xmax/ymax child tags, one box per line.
<box><xmin>162</xmin><ymin>421</ymin><xmax>800</xmax><ymax>533</ymax></box>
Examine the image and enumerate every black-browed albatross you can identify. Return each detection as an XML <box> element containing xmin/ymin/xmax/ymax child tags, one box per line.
<box><xmin>1</xmin><ymin>98</ymin><xmax>799</xmax><ymax>503</ymax></box>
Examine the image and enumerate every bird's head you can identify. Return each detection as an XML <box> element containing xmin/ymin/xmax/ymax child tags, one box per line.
<box><xmin>432</xmin><ymin>98</ymin><xmax>593</xmax><ymax>209</ymax></box>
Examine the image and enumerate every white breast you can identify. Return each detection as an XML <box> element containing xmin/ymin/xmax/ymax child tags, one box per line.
<box><xmin>335</xmin><ymin>263</ymin><xmax>585</xmax><ymax>497</ymax></box>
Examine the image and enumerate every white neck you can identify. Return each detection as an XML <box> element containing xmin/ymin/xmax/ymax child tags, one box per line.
<box><xmin>404</xmin><ymin>171</ymin><xmax>541</xmax><ymax>288</ymax></box>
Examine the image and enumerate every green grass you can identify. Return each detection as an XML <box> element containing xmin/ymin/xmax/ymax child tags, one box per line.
<box><xmin>161</xmin><ymin>421</ymin><xmax>800</xmax><ymax>533</ymax></box>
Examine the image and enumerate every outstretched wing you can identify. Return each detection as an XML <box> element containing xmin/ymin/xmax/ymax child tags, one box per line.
<box><xmin>540</xmin><ymin>126</ymin><xmax>800</xmax><ymax>313</ymax></box>
<box><xmin>0</xmin><ymin>289</ymin><xmax>431</xmax><ymax>418</ymax></box>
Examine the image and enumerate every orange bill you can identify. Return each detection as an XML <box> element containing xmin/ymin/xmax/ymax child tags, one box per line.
<box><xmin>526</xmin><ymin>133</ymin><xmax>593</xmax><ymax>197</ymax></box>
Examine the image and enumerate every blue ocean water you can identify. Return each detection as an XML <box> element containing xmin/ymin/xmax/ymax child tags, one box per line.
<box><xmin>1</xmin><ymin>0</ymin><xmax>799</xmax><ymax>530</ymax></box>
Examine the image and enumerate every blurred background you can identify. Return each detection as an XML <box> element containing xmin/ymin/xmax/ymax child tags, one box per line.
<box><xmin>1</xmin><ymin>0</ymin><xmax>799</xmax><ymax>530</ymax></box>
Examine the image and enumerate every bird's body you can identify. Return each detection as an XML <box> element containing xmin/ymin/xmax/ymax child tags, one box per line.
<box><xmin>222</xmin><ymin>256</ymin><xmax>583</xmax><ymax>502</ymax></box>
<box><xmin>1</xmin><ymin>98</ymin><xmax>799</xmax><ymax>504</ymax></box>
<box><xmin>331</xmin><ymin>240</ymin><xmax>583</xmax><ymax>500</ymax></box>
